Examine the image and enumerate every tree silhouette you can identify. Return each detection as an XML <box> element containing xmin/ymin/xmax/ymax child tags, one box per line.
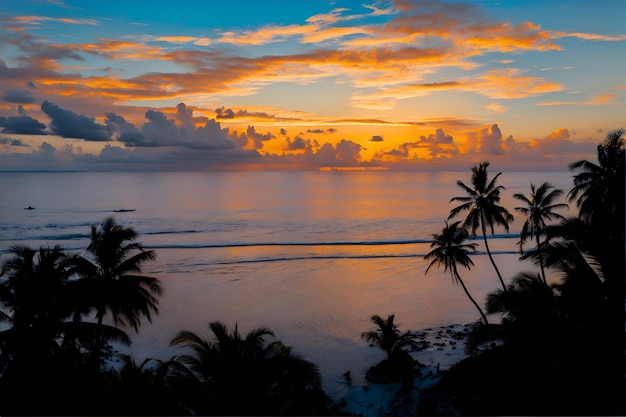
<box><xmin>465</xmin><ymin>272</ymin><xmax>561</xmax><ymax>354</ymax></box>
<box><xmin>568</xmin><ymin>128</ymin><xmax>625</xmax><ymax>230</ymax></box>
<box><xmin>72</xmin><ymin>217</ymin><xmax>161</xmax><ymax>370</ymax></box>
<box><xmin>422</xmin><ymin>132</ymin><xmax>626</xmax><ymax>415</ymax></box>
<box><xmin>513</xmin><ymin>182</ymin><xmax>568</xmax><ymax>284</ymax></box>
<box><xmin>425</xmin><ymin>221</ymin><xmax>488</xmax><ymax>325</ymax></box>
<box><xmin>169</xmin><ymin>321</ymin><xmax>324</xmax><ymax>415</ymax></box>
<box><xmin>78</xmin><ymin>217</ymin><xmax>162</xmax><ymax>330</ymax></box>
<box><xmin>361</xmin><ymin>314</ymin><xmax>415</xmax><ymax>361</ymax></box>
<box><xmin>448</xmin><ymin>162</ymin><xmax>514</xmax><ymax>291</ymax></box>
<box><xmin>0</xmin><ymin>245</ymin><xmax>76</xmax><ymax>384</ymax></box>
<box><xmin>567</xmin><ymin>128</ymin><xmax>625</xmax><ymax>393</ymax></box>
<box><xmin>0</xmin><ymin>245</ymin><xmax>130</xmax><ymax>415</ymax></box>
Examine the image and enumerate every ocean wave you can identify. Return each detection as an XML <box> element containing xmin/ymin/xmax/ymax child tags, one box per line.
<box><xmin>145</xmin><ymin>238</ymin><xmax>433</xmax><ymax>249</ymax></box>
<box><xmin>0</xmin><ymin>229</ymin><xmax>521</xmax><ymax>250</ymax></box>
<box><xmin>144</xmin><ymin>229</ymin><xmax>201</xmax><ymax>236</ymax></box>
<box><xmin>210</xmin><ymin>253</ymin><xmax>425</xmax><ymax>265</ymax></box>
<box><xmin>0</xmin><ymin>233</ymin><xmax>89</xmax><ymax>242</ymax></box>
<box><xmin>142</xmin><ymin>233</ymin><xmax>520</xmax><ymax>250</ymax></box>
<box><xmin>204</xmin><ymin>249</ymin><xmax>520</xmax><ymax>266</ymax></box>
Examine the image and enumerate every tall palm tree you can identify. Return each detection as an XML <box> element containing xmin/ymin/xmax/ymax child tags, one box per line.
<box><xmin>0</xmin><ymin>245</ymin><xmax>130</xmax><ymax>386</ymax></box>
<box><xmin>75</xmin><ymin>217</ymin><xmax>162</xmax><ymax>333</ymax></box>
<box><xmin>449</xmin><ymin>161</ymin><xmax>514</xmax><ymax>292</ymax></box>
<box><xmin>425</xmin><ymin>221</ymin><xmax>488</xmax><ymax>325</ymax></box>
<box><xmin>567</xmin><ymin>129</ymin><xmax>625</xmax><ymax>390</ymax></box>
<box><xmin>513</xmin><ymin>182</ymin><xmax>568</xmax><ymax>284</ymax></box>
<box><xmin>169</xmin><ymin>321</ymin><xmax>322</xmax><ymax>415</ymax></box>
<box><xmin>361</xmin><ymin>314</ymin><xmax>415</xmax><ymax>361</ymax></box>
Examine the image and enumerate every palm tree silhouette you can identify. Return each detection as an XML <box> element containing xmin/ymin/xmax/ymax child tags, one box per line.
<box><xmin>567</xmin><ymin>128</ymin><xmax>625</xmax><ymax>390</ymax></box>
<box><xmin>361</xmin><ymin>314</ymin><xmax>415</xmax><ymax>361</ymax></box>
<box><xmin>425</xmin><ymin>221</ymin><xmax>488</xmax><ymax>325</ymax></box>
<box><xmin>513</xmin><ymin>182</ymin><xmax>568</xmax><ymax>284</ymax></box>
<box><xmin>169</xmin><ymin>321</ymin><xmax>322</xmax><ymax>415</ymax></box>
<box><xmin>0</xmin><ymin>245</ymin><xmax>76</xmax><ymax>383</ymax></box>
<box><xmin>465</xmin><ymin>272</ymin><xmax>561</xmax><ymax>354</ymax></box>
<box><xmin>75</xmin><ymin>217</ymin><xmax>161</xmax><ymax>332</ymax></box>
<box><xmin>448</xmin><ymin>161</ymin><xmax>514</xmax><ymax>292</ymax></box>
<box><xmin>71</xmin><ymin>217</ymin><xmax>161</xmax><ymax>373</ymax></box>
<box><xmin>0</xmin><ymin>245</ymin><xmax>130</xmax><ymax>398</ymax></box>
<box><xmin>568</xmin><ymin>128</ymin><xmax>624</xmax><ymax>229</ymax></box>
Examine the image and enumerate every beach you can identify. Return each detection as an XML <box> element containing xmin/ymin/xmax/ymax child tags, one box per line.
<box><xmin>335</xmin><ymin>322</ymin><xmax>500</xmax><ymax>416</ymax></box>
<box><xmin>0</xmin><ymin>170</ymin><xmax>572</xmax><ymax>408</ymax></box>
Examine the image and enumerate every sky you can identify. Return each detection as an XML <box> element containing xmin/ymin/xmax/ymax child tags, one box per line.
<box><xmin>0</xmin><ymin>0</ymin><xmax>624</xmax><ymax>171</ymax></box>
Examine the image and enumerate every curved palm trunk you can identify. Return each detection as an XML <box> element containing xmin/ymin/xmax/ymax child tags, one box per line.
<box><xmin>535</xmin><ymin>234</ymin><xmax>547</xmax><ymax>285</ymax></box>
<box><xmin>481</xmin><ymin>219</ymin><xmax>507</xmax><ymax>292</ymax></box>
<box><xmin>453</xmin><ymin>265</ymin><xmax>488</xmax><ymax>325</ymax></box>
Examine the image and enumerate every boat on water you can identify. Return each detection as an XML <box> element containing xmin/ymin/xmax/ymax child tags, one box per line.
<box><xmin>113</xmin><ymin>208</ymin><xmax>136</xmax><ymax>212</ymax></box>
<box><xmin>24</xmin><ymin>206</ymin><xmax>35</xmax><ymax>210</ymax></box>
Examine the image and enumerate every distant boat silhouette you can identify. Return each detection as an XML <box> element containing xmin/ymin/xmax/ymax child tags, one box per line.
<box><xmin>113</xmin><ymin>208</ymin><xmax>136</xmax><ymax>212</ymax></box>
<box><xmin>24</xmin><ymin>206</ymin><xmax>35</xmax><ymax>210</ymax></box>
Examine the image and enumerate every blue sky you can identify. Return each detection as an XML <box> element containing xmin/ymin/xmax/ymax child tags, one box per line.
<box><xmin>0</xmin><ymin>0</ymin><xmax>624</xmax><ymax>171</ymax></box>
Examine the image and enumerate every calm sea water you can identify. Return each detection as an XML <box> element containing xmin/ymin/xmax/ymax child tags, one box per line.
<box><xmin>0</xmin><ymin>170</ymin><xmax>574</xmax><ymax>399</ymax></box>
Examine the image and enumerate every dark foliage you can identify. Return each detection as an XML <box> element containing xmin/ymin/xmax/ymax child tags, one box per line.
<box><xmin>418</xmin><ymin>129</ymin><xmax>626</xmax><ymax>415</ymax></box>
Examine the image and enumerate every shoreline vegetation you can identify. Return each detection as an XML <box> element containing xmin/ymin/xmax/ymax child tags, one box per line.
<box><xmin>0</xmin><ymin>130</ymin><xmax>624</xmax><ymax>416</ymax></box>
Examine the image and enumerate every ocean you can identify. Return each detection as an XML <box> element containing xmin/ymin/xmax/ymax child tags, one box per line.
<box><xmin>0</xmin><ymin>169</ymin><xmax>574</xmax><ymax>399</ymax></box>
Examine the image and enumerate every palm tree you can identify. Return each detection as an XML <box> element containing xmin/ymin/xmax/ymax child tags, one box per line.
<box><xmin>425</xmin><ymin>221</ymin><xmax>488</xmax><ymax>325</ymax></box>
<box><xmin>0</xmin><ymin>245</ymin><xmax>130</xmax><ymax>390</ymax></box>
<box><xmin>448</xmin><ymin>161</ymin><xmax>514</xmax><ymax>291</ymax></box>
<box><xmin>0</xmin><ymin>245</ymin><xmax>75</xmax><ymax>383</ymax></box>
<box><xmin>465</xmin><ymin>272</ymin><xmax>560</xmax><ymax>354</ymax></box>
<box><xmin>567</xmin><ymin>129</ymin><xmax>625</xmax><ymax>390</ymax></box>
<box><xmin>568</xmin><ymin>128</ymin><xmax>625</xmax><ymax>230</ymax></box>
<box><xmin>361</xmin><ymin>314</ymin><xmax>415</xmax><ymax>361</ymax></box>
<box><xmin>75</xmin><ymin>217</ymin><xmax>162</xmax><ymax>333</ymax></box>
<box><xmin>513</xmin><ymin>182</ymin><xmax>568</xmax><ymax>284</ymax></box>
<box><xmin>169</xmin><ymin>321</ymin><xmax>323</xmax><ymax>415</ymax></box>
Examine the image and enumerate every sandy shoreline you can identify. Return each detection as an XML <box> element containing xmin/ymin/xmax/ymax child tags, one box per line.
<box><xmin>336</xmin><ymin>323</ymin><xmax>484</xmax><ymax>416</ymax></box>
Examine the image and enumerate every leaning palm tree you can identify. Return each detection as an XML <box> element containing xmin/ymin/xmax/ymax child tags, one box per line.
<box><xmin>449</xmin><ymin>161</ymin><xmax>514</xmax><ymax>291</ymax></box>
<box><xmin>425</xmin><ymin>221</ymin><xmax>488</xmax><ymax>325</ymax></box>
<box><xmin>75</xmin><ymin>217</ymin><xmax>162</xmax><ymax>333</ymax></box>
<box><xmin>513</xmin><ymin>182</ymin><xmax>568</xmax><ymax>284</ymax></box>
<box><xmin>361</xmin><ymin>314</ymin><xmax>415</xmax><ymax>361</ymax></box>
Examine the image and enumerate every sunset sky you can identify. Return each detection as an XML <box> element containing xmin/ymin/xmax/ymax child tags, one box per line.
<box><xmin>0</xmin><ymin>0</ymin><xmax>624</xmax><ymax>171</ymax></box>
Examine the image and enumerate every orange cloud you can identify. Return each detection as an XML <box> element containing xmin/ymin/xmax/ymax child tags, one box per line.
<box><xmin>486</xmin><ymin>103</ymin><xmax>507</xmax><ymax>113</ymax></box>
<box><xmin>552</xmin><ymin>31</ymin><xmax>626</xmax><ymax>42</ymax></box>
<box><xmin>71</xmin><ymin>39</ymin><xmax>164</xmax><ymax>60</ymax></box>
<box><xmin>302</xmin><ymin>26</ymin><xmax>370</xmax><ymax>44</ymax></box>
<box><xmin>475</xmin><ymin>68</ymin><xmax>563</xmax><ymax>98</ymax></box>
<box><xmin>13</xmin><ymin>15</ymin><xmax>99</xmax><ymax>25</ymax></box>
<box><xmin>587</xmin><ymin>93</ymin><xmax>618</xmax><ymax>105</ymax></box>
<box><xmin>379</xmin><ymin>2</ymin><xmax>560</xmax><ymax>53</ymax></box>
<box><xmin>306</xmin><ymin>8</ymin><xmax>350</xmax><ymax>24</ymax></box>
<box><xmin>155</xmin><ymin>36</ymin><xmax>199</xmax><ymax>44</ymax></box>
<box><xmin>350</xmin><ymin>68</ymin><xmax>562</xmax><ymax>109</ymax></box>
<box><xmin>218</xmin><ymin>24</ymin><xmax>316</xmax><ymax>45</ymax></box>
<box><xmin>537</xmin><ymin>92</ymin><xmax>619</xmax><ymax>107</ymax></box>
